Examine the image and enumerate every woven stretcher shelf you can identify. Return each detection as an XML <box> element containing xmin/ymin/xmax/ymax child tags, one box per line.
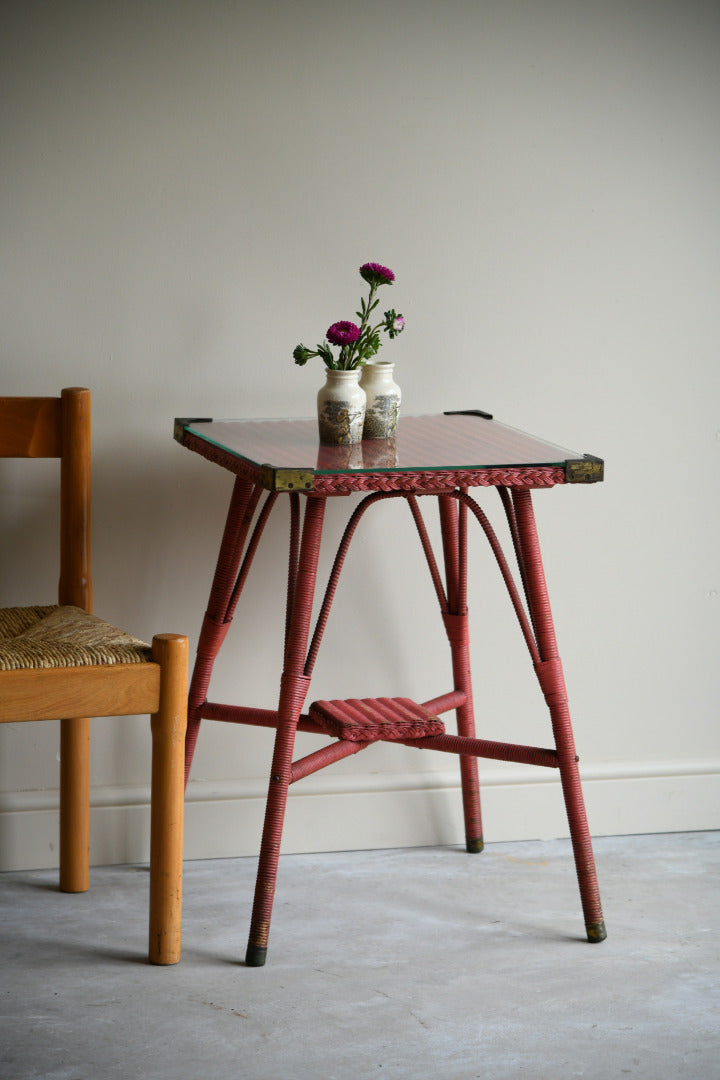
<box><xmin>309</xmin><ymin>696</ymin><xmax>446</xmax><ymax>742</ymax></box>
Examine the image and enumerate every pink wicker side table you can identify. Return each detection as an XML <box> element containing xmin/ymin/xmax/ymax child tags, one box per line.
<box><xmin>174</xmin><ymin>411</ymin><xmax>607</xmax><ymax>965</ymax></box>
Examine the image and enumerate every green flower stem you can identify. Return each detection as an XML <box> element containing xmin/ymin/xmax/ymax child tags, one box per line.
<box><xmin>343</xmin><ymin>282</ymin><xmax>377</xmax><ymax>369</ymax></box>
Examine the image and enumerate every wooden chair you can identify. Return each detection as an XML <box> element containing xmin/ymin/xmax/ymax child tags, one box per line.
<box><xmin>0</xmin><ymin>388</ymin><xmax>188</xmax><ymax>964</ymax></box>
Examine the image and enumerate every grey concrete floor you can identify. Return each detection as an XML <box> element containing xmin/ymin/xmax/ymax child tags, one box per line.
<box><xmin>1</xmin><ymin>831</ymin><xmax>718</xmax><ymax>1080</ymax></box>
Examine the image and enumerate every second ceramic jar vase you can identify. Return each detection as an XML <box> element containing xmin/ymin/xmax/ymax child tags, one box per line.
<box><xmin>359</xmin><ymin>361</ymin><xmax>402</xmax><ymax>439</ymax></box>
<box><xmin>317</xmin><ymin>368</ymin><xmax>366</xmax><ymax>446</ymax></box>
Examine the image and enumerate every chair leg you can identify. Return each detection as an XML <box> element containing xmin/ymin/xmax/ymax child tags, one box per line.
<box><xmin>59</xmin><ymin>715</ymin><xmax>90</xmax><ymax>892</ymax></box>
<box><xmin>148</xmin><ymin>634</ymin><xmax>189</xmax><ymax>965</ymax></box>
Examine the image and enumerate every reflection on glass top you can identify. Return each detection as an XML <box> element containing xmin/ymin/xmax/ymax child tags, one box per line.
<box><xmin>182</xmin><ymin>414</ymin><xmax>583</xmax><ymax>475</ymax></box>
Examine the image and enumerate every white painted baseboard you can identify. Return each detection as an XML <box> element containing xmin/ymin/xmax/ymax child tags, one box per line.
<box><xmin>1</xmin><ymin>760</ymin><xmax>719</xmax><ymax>873</ymax></box>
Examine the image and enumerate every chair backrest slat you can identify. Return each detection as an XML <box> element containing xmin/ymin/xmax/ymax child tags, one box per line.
<box><xmin>0</xmin><ymin>397</ymin><xmax>63</xmax><ymax>457</ymax></box>
<box><xmin>0</xmin><ymin>388</ymin><xmax>92</xmax><ymax>611</ymax></box>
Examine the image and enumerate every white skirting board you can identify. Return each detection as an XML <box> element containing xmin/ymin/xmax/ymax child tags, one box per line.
<box><xmin>1</xmin><ymin>760</ymin><xmax>719</xmax><ymax>873</ymax></box>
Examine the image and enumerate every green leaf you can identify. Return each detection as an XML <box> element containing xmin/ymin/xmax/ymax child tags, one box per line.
<box><xmin>318</xmin><ymin>343</ymin><xmax>335</xmax><ymax>367</ymax></box>
<box><xmin>359</xmin><ymin>332</ymin><xmax>380</xmax><ymax>361</ymax></box>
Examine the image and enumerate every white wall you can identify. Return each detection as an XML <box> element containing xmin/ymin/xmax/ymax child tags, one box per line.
<box><xmin>1</xmin><ymin>0</ymin><xmax>719</xmax><ymax>871</ymax></box>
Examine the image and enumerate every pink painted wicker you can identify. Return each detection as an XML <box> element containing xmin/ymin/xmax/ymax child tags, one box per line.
<box><xmin>309</xmin><ymin>697</ymin><xmax>446</xmax><ymax>742</ymax></box>
<box><xmin>180</xmin><ymin>428</ymin><xmax>566</xmax><ymax>493</ymax></box>
<box><xmin>175</xmin><ymin>414</ymin><xmax>607</xmax><ymax>963</ymax></box>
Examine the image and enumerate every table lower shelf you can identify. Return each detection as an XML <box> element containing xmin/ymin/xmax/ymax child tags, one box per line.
<box><xmin>199</xmin><ymin>697</ymin><xmax>562</xmax><ymax>772</ymax></box>
<box><xmin>308</xmin><ymin>696</ymin><xmax>446</xmax><ymax>741</ymax></box>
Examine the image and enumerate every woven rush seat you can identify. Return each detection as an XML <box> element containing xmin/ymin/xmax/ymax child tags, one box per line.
<box><xmin>309</xmin><ymin>696</ymin><xmax>446</xmax><ymax>742</ymax></box>
<box><xmin>0</xmin><ymin>605</ymin><xmax>152</xmax><ymax>671</ymax></box>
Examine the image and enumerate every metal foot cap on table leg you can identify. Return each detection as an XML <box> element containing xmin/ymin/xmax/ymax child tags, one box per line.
<box><xmin>586</xmin><ymin>920</ymin><xmax>607</xmax><ymax>943</ymax></box>
<box><xmin>245</xmin><ymin>944</ymin><xmax>268</xmax><ymax>967</ymax></box>
<box><xmin>466</xmin><ymin>837</ymin><xmax>484</xmax><ymax>854</ymax></box>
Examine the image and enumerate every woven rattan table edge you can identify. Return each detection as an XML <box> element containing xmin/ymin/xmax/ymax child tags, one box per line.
<box><xmin>178</xmin><ymin>429</ymin><xmax>567</xmax><ymax>492</ymax></box>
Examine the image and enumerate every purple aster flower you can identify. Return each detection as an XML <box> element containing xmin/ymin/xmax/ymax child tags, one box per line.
<box><xmin>326</xmin><ymin>320</ymin><xmax>361</xmax><ymax>346</ymax></box>
<box><xmin>359</xmin><ymin>262</ymin><xmax>395</xmax><ymax>287</ymax></box>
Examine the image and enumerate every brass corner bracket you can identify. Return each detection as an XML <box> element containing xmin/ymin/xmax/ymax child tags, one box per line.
<box><xmin>565</xmin><ymin>455</ymin><xmax>604</xmax><ymax>484</ymax></box>
<box><xmin>259</xmin><ymin>465</ymin><xmax>315</xmax><ymax>492</ymax></box>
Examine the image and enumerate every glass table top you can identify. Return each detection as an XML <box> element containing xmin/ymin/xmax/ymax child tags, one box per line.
<box><xmin>176</xmin><ymin>413</ymin><xmax>602</xmax><ymax>482</ymax></box>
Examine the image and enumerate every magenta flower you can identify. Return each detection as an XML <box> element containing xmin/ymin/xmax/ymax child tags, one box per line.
<box><xmin>293</xmin><ymin>263</ymin><xmax>405</xmax><ymax>370</ymax></box>
<box><xmin>359</xmin><ymin>262</ymin><xmax>395</xmax><ymax>286</ymax></box>
<box><xmin>326</xmin><ymin>320</ymin><xmax>361</xmax><ymax>346</ymax></box>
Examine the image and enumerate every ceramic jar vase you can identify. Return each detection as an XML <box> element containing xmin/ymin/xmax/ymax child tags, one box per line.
<box><xmin>359</xmin><ymin>361</ymin><xmax>402</xmax><ymax>439</ymax></box>
<box><xmin>317</xmin><ymin>368</ymin><xmax>366</xmax><ymax>446</ymax></box>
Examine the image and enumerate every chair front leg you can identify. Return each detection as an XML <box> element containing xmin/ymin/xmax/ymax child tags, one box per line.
<box><xmin>149</xmin><ymin>633</ymin><xmax>189</xmax><ymax>965</ymax></box>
